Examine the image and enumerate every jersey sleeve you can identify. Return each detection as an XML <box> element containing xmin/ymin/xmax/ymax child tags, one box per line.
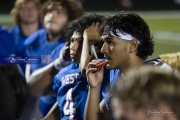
<box><xmin>24</xmin><ymin>30</ymin><xmax>42</xmax><ymax>46</ymax></box>
<box><xmin>101</xmin><ymin>68</ymin><xmax>120</xmax><ymax>111</ymax></box>
<box><xmin>144</xmin><ymin>57</ymin><xmax>173</xmax><ymax>71</ymax></box>
<box><xmin>24</xmin><ymin>30</ymin><xmax>47</xmax><ymax>57</ymax></box>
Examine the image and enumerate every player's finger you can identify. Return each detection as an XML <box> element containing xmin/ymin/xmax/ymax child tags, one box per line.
<box><xmin>86</xmin><ymin>67</ymin><xmax>98</xmax><ymax>74</ymax></box>
<box><xmin>91</xmin><ymin>59</ymin><xmax>99</xmax><ymax>63</ymax></box>
<box><xmin>94</xmin><ymin>22</ymin><xmax>99</xmax><ymax>27</ymax></box>
<box><xmin>88</xmin><ymin>58</ymin><xmax>104</xmax><ymax>63</ymax></box>
<box><xmin>90</xmin><ymin>60</ymin><xmax>104</xmax><ymax>65</ymax></box>
<box><xmin>88</xmin><ymin>60</ymin><xmax>103</xmax><ymax>68</ymax></box>
<box><xmin>88</xmin><ymin>22</ymin><xmax>95</xmax><ymax>28</ymax></box>
<box><xmin>88</xmin><ymin>62</ymin><xmax>98</xmax><ymax>68</ymax></box>
<box><xmin>91</xmin><ymin>59</ymin><xmax>103</xmax><ymax>63</ymax></box>
<box><xmin>87</xmin><ymin>60</ymin><xmax>105</xmax><ymax>69</ymax></box>
<box><xmin>92</xmin><ymin>22</ymin><xmax>95</xmax><ymax>26</ymax></box>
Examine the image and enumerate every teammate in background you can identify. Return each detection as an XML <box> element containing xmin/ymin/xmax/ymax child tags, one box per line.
<box><xmin>0</xmin><ymin>25</ymin><xmax>16</xmax><ymax>56</ymax></box>
<box><xmin>0</xmin><ymin>64</ymin><xmax>29</xmax><ymax>120</ymax></box>
<box><xmin>22</xmin><ymin>0</ymin><xmax>84</xmax><ymax>119</ymax></box>
<box><xmin>111</xmin><ymin>65</ymin><xmax>180</xmax><ymax>120</ymax></box>
<box><xmin>25</xmin><ymin>0</ymin><xmax>84</xmax><ymax>79</ymax></box>
<box><xmin>84</xmin><ymin>13</ymin><xmax>172</xmax><ymax>120</ymax></box>
<box><xmin>11</xmin><ymin>0</ymin><xmax>43</xmax><ymax>75</ymax></box>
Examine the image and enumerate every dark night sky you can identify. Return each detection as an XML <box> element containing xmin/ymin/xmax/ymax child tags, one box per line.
<box><xmin>0</xmin><ymin>0</ymin><xmax>179</xmax><ymax>13</ymax></box>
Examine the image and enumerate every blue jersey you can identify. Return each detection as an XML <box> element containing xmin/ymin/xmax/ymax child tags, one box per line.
<box><xmin>12</xmin><ymin>23</ymin><xmax>43</xmax><ymax>75</ymax></box>
<box><xmin>12</xmin><ymin>23</ymin><xmax>43</xmax><ymax>56</ymax></box>
<box><xmin>102</xmin><ymin>69</ymin><xmax>120</xmax><ymax>111</ymax></box>
<box><xmin>25</xmin><ymin>29</ymin><xmax>65</xmax><ymax>73</ymax></box>
<box><xmin>53</xmin><ymin>63</ymin><xmax>88</xmax><ymax>120</ymax></box>
<box><xmin>25</xmin><ymin>29</ymin><xmax>65</xmax><ymax>116</ymax></box>
<box><xmin>0</xmin><ymin>26</ymin><xmax>16</xmax><ymax>56</ymax></box>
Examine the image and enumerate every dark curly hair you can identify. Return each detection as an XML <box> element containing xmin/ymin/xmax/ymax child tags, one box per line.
<box><xmin>41</xmin><ymin>0</ymin><xmax>84</xmax><ymax>21</ymax></box>
<box><xmin>0</xmin><ymin>64</ymin><xmax>29</xmax><ymax>120</ymax></box>
<box><xmin>64</xmin><ymin>20</ymin><xmax>83</xmax><ymax>43</ymax></box>
<box><xmin>78</xmin><ymin>14</ymin><xmax>105</xmax><ymax>29</ymax></box>
<box><xmin>79</xmin><ymin>14</ymin><xmax>105</xmax><ymax>58</ymax></box>
<box><xmin>64</xmin><ymin>14</ymin><xmax>105</xmax><ymax>42</ymax></box>
<box><xmin>99</xmin><ymin>12</ymin><xmax>154</xmax><ymax>60</ymax></box>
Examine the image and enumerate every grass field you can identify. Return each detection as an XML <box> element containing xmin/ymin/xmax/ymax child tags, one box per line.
<box><xmin>0</xmin><ymin>11</ymin><xmax>179</xmax><ymax>60</ymax></box>
<box><xmin>145</xmin><ymin>18</ymin><xmax>180</xmax><ymax>59</ymax></box>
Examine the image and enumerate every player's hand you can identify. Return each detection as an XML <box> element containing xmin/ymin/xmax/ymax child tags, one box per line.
<box><xmin>83</xmin><ymin>22</ymin><xmax>101</xmax><ymax>42</ymax></box>
<box><xmin>54</xmin><ymin>42</ymin><xmax>71</xmax><ymax>71</ymax></box>
<box><xmin>86</xmin><ymin>59</ymin><xmax>104</xmax><ymax>89</ymax></box>
<box><xmin>60</xmin><ymin>42</ymin><xmax>71</xmax><ymax>61</ymax></box>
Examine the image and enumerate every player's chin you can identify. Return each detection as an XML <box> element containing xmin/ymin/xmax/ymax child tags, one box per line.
<box><xmin>71</xmin><ymin>58</ymin><xmax>80</xmax><ymax>63</ymax></box>
<box><xmin>106</xmin><ymin>63</ymin><xmax>114</xmax><ymax>70</ymax></box>
<box><xmin>106</xmin><ymin>59</ymin><xmax>116</xmax><ymax>69</ymax></box>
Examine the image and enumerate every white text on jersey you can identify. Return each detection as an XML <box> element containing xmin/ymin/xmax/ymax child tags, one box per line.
<box><xmin>62</xmin><ymin>73</ymin><xmax>79</xmax><ymax>86</ymax></box>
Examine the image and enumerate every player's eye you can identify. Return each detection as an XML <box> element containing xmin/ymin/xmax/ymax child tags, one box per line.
<box><xmin>107</xmin><ymin>40</ymin><xmax>114</xmax><ymax>45</ymax></box>
<box><xmin>70</xmin><ymin>39</ymin><xmax>74</xmax><ymax>43</ymax></box>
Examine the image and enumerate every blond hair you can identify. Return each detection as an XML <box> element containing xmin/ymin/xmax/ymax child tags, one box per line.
<box><xmin>160</xmin><ymin>52</ymin><xmax>180</xmax><ymax>73</ymax></box>
<box><xmin>11</xmin><ymin>0</ymin><xmax>41</xmax><ymax>25</ymax></box>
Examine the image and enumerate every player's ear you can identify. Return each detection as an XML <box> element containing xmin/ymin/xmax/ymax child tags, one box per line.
<box><xmin>129</xmin><ymin>39</ymin><xmax>138</xmax><ymax>53</ymax></box>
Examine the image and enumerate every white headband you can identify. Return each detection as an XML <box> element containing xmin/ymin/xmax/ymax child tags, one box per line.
<box><xmin>104</xmin><ymin>29</ymin><xmax>141</xmax><ymax>44</ymax></box>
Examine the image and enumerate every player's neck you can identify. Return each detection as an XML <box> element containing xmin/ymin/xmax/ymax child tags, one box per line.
<box><xmin>20</xmin><ymin>21</ymin><xmax>39</xmax><ymax>37</ymax></box>
<box><xmin>47</xmin><ymin>32</ymin><xmax>62</xmax><ymax>43</ymax></box>
<box><xmin>120</xmin><ymin>57</ymin><xmax>144</xmax><ymax>74</ymax></box>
